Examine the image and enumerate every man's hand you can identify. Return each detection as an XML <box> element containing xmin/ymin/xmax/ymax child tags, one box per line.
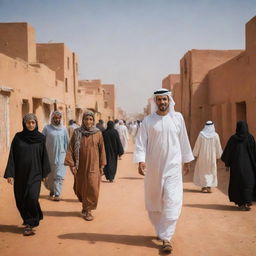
<box><xmin>70</xmin><ymin>167</ymin><xmax>77</xmax><ymax>176</ymax></box>
<box><xmin>226</xmin><ymin>167</ymin><xmax>229</xmax><ymax>172</ymax></box>
<box><xmin>183</xmin><ymin>163</ymin><xmax>190</xmax><ymax>176</ymax></box>
<box><xmin>138</xmin><ymin>162</ymin><xmax>146</xmax><ymax>176</ymax></box>
<box><xmin>7</xmin><ymin>177</ymin><xmax>14</xmax><ymax>185</ymax></box>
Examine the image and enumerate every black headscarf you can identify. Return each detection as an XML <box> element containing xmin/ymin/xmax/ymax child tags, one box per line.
<box><xmin>106</xmin><ymin>121</ymin><xmax>115</xmax><ymax>130</ymax></box>
<box><xmin>16</xmin><ymin>113</ymin><xmax>45</xmax><ymax>144</ymax></box>
<box><xmin>234</xmin><ymin>120</ymin><xmax>250</xmax><ymax>141</ymax></box>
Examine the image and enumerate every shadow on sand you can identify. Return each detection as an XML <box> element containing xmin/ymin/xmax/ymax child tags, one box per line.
<box><xmin>58</xmin><ymin>232</ymin><xmax>168</xmax><ymax>255</ymax></box>
<box><xmin>0</xmin><ymin>224</ymin><xmax>23</xmax><ymax>234</ymax></box>
<box><xmin>184</xmin><ymin>203</ymin><xmax>238</xmax><ymax>211</ymax></box>
<box><xmin>40</xmin><ymin>195</ymin><xmax>78</xmax><ymax>203</ymax></box>
<box><xmin>43</xmin><ymin>211</ymin><xmax>81</xmax><ymax>217</ymax></box>
<box><xmin>119</xmin><ymin>177</ymin><xmax>144</xmax><ymax>180</ymax></box>
<box><xmin>183</xmin><ymin>188</ymin><xmax>202</xmax><ymax>193</ymax></box>
<box><xmin>124</xmin><ymin>151</ymin><xmax>133</xmax><ymax>154</ymax></box>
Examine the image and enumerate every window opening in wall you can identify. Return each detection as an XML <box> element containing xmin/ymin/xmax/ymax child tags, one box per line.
<box><xmin>43</xmin><ymin>103</ymin><xmax>51</xmax><ymax>125</ymax></box>
<box><xmin>236</xmin><ymin>101</ymin><xmax>246</xmax><ymax>122</ymax></box>
<box><xmin>22</xmin><ymin>99</ymin><xmax>29</xmax><ymax>118</ymax></box>
<box><xmin>67</xmin><ymin>57</ymin><xmax>70</xmax><ymax>70</ymax></box>
<box><xmin>0</xmin><ymin>93</ymin><xmax>10</xmax><ymax>152</ymax></box>
<box><xmin>33</xmin><ymin>98</ymin><xmax>41</xmax><ymax>115</ymax></box>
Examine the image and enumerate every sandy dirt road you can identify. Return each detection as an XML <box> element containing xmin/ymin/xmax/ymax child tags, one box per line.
<box><xmin>0</xmin><ymin>142</ymin><xmax>255</xmax><ymax>256</ymax></box>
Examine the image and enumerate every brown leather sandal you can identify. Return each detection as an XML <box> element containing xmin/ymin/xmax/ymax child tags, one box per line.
<box><xmin>162</xmin><ymin>240</ymin><xmax>172</xmax><ymax>253</ymax></box>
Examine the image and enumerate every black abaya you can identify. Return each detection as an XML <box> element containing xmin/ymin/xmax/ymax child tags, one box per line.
<box><xmin>4</xmin><ymin>134</ymin><xmax>51</xmax><ymax>227</ymax></box>
<box><xmin>102</xmin><ymin>122</ymin><xmax>124</xmax><ymax>181</ymax></box>
<box><xmin>221</xmin><ymin>121</ymin><xmax>256</xmax><ymax>205</ymax></box>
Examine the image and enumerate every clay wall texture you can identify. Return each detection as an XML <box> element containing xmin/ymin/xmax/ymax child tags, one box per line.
<box><xmin>0</xmin><ymin>22</ymin><xmax>116</xmax><ymax>174</ymax></box>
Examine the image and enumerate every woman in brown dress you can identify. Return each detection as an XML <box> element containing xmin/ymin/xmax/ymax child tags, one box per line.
<box><xmin>64</xmin><ymin>111</ymin><xmax>106</xmax><ymax>221</ymax></box>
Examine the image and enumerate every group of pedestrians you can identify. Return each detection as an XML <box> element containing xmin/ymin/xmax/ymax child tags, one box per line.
<box><xmin>3</xmin><ymin>88</ymin><xmax>256</xmax><ymax>255</ymax></box>
<box><xmin>4</xmin><ymin>110</ymin><xmax>125</xmax><ymax>236</ymax></box>
<box><xmin>192</xmin><ymin>119</ymin><xmax>256</xmax><ymax>211</ymax></box>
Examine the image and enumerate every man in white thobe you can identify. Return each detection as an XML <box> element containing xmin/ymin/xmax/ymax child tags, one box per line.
<box><xmin>193</xmin><ymin>121</ymin><xmax>222</xmax><ymax>193</ymax></box>
<box><xmin>116</xmin><ymin>120</ymin><xmax>129</xmax><ymax>152</ymax></box>
<box><xmin>134</xmin><ymin>89</ymin><xmax>194</xmax><ymax>253</ymax></box>
<box><xmin>43</xmin><ymin>111</ymin><xmax>69</xmax><ymax>201</ymax></box>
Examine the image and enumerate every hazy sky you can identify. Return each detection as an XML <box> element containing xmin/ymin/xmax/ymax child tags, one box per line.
<box><xmin>0</xmin><ymin>0</ymin><xmax>255</xmax><ymax>113</ymax></box>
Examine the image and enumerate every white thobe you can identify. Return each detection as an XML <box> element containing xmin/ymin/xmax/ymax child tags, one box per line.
<box><xmin>133</xmin><ymin>112</ymin><xmax>194</xmax><ymax>241</ymax></box>
<box><xmin>193</xmin><ymin>133</ymin><xmax>222</xmax><ymax>187</ymax></box>
<box><xmin>117</xmin><ymin>125</ymin><xmax>129</xmax><ymax>152</ymax></box>
<box><xmin>130</xmin><ymin>124</ymin><xmax>138</xmax><ymax>144</ymax></box>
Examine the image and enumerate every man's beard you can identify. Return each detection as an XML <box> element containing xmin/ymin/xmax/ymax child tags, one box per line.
<box><xmin>53</xmin><ymin>120</ymin><xmax>61</xmax><ymax>126</ymax></box>
<box><xmin>158</xmin><ymin>104</ymin><xmax>169</xmax><ymax>112</ymax></box>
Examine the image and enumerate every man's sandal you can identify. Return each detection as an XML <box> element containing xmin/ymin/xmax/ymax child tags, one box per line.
<box><xmin>23</xmin><ymin>225</ymin><xmax>35</xmax><ymax>236</ymax></box>
<box><xmin>162</xmin><ymin>240</ymin><xmax>172</xmax><ymax>253</ymax></box>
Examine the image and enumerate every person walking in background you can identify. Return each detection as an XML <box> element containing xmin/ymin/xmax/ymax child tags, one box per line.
<box><xmin>102</xmin><ymin>121</ymin><xmax>124</xmax><ymax>182</ymax></box>
<box><xmin>4</xmin><ymin>113</ymin><xmax>51</xmax><ymax>236</ymax></box>
<box><xmin>193</xmin><ymin>121</ymin><xmax>223</xmax><ymax>193</ymax></box>
<box><xmin>68</xmin><ymin>119</ymin><xmax>79</xmax><ymax>138</ymax></box>
<box><xmin>64</xmin><ymin>111</ymin><xmax>106</xmax><ymax>221</ymax></box>
<box><xmin>96</xmin><ymin>119</ymin><xmax>105</xmax><ymax>132</ymax></box>
<box><xmin>134</xmin><ymin>89</ymin><xmax>194</xmax><ymax>254</ymax></box>
<box><xmin>130</xmin><ymin>121</ymin><xmax>138</xmax><ymax>144</ymax></box>
<box><xmin>114</xmin><ymin>119</ymin><xmax>119</xmax><ymax>129</ymax></box>
<box><xmin>42</xmin><ymin>111</ymin><xmax>69</xmax><ymax>201</ymax></box>
<box><xmin>221</xmin><ymin>120</ymin><xmax>256</xmax><ymax>211</ymax></box>
<box><xmin>116</xmin><ymin>120</ymin><xmax>129</xmax><ymax>152</ymax></box>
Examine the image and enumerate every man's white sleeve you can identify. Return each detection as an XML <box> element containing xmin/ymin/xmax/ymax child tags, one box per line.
<box><xmin>133</xmin><ymin>120</ymin><xmax>147</xmax><ymax>163</ymax></box>
<box><xmin>179</xmin><ymin>114</ymin><xmax>194</xmax><ymax>163</ymax></box>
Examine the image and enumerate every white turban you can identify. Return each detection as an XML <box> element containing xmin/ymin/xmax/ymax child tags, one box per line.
<box><xmin>149</xmin><ymin>88</ymin><xmax>175</xmax><ymax>116</ymax></box>
<box><xmin>200</xmin><ymin>120</ymin><xmax>216</xmax><ymax>138</ymax></box>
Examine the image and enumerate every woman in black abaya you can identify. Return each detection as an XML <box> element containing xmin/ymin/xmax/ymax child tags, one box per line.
<box><xmin>221</xmin><ymin>120</ymin><xmax>256</xmax><ymax>211</ymax></box>
<box><xmin>102</xmin><ymin>121</ymin><xmax>124</xmax><ymax>182</ymax></box>
<box><xmin>4</xmin><ymin>113</ymin><xmax>51</xmax><ymax>235</ymax></box>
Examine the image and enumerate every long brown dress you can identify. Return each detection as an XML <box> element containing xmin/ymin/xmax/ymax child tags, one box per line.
<box><xmin>64</xmin><ymin>132</ymin><xmax>106</xmax><ymax>211</ymax></box>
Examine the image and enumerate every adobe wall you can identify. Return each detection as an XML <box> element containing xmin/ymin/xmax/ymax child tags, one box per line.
<box><xmin>180</xmin><ymin>50</ymin><xmax>243</xmax><ymax>145</ymax></box>
<box><xmin>0</xmin><ymin>53</ymin><xmax>66</xmax><ymax>174</ymax></box>
<box><xmin>208</xmin><ymin>51</ymin><xmax>256</xmax><ymax>145</ymax></box>
<box><xmin>36</xmin><ymin>43</ymin><xmax>65</xmax><ymax>81</ymax></box>
<box><xmin>0</xmin><ymin>23</ymin><xmax>36</xmax><ymax>62</ymax></box>
<box><xmin>162</xmin><ymin>74</ymin><xmax>181</xmax><ymax>112</ymax></box>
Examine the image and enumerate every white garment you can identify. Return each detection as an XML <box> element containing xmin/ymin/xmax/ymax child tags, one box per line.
<box><xmin>148</xmin><ymin>174</ymin><xmax>182</xmax><ymax>241</ymax></box>
<box><xmin>130</xmin><ymin>123</ymin><xmax>138</xmax><ymax>143</ymax></box>
<box><xmin>134</xmin><ymin>112</ymin><xmax>194</xmax><ymax>212</ymax></box>
<box><xmin>193</xmin><ymin>133</ymin><xmax>223</xmax><ymax>187</ymax></box>
<box><xmin>117</xmin><ymin>124</ymin><xmax>129</xmax><ymax>152</ymax></box>
<box><xmin>200</xmin><ymin>121</ymin><xmax>216</xmax><ymax>139</ymax></box>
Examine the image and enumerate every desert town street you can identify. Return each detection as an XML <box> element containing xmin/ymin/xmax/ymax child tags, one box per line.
<box><xmin>0</xmin><ymin>142</ymin><xmax>255</xmax><ymax>256</ymax></box>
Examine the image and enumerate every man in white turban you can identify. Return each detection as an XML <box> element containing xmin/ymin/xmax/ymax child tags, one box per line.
<box><xmin>193</xmin><ymin>121</ymin><xmax>223</xmax><ymax>193</ymax></box>
<box><xmin>42</xmin><ymin>111</ymin><xmax>69</xmax><ymax>201</ymax></box>
<box><xmin>116</xmin><ymin>120</ymin><xmax>129</xmax><ymax>152</ymax></box>
<box><xmin>134</xmin><ymin>88</ymin><xmax>194</xmax><ymax>253</ymax></box>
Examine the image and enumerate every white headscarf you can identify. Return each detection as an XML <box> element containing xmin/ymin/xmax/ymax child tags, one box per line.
<box><xmin>200</xmin><ymin>120</ymin><xmax>216</xmax><ymax>138</ymax></box>
<box><xmin>149</xmin><ymin>88</ymin><xmax>175</xmax><ymax>116</ymax></box>
<box><xmin>50</xmin><ymin>111</ymin><xmax>64</xmax><ymax>130</ymax></box>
